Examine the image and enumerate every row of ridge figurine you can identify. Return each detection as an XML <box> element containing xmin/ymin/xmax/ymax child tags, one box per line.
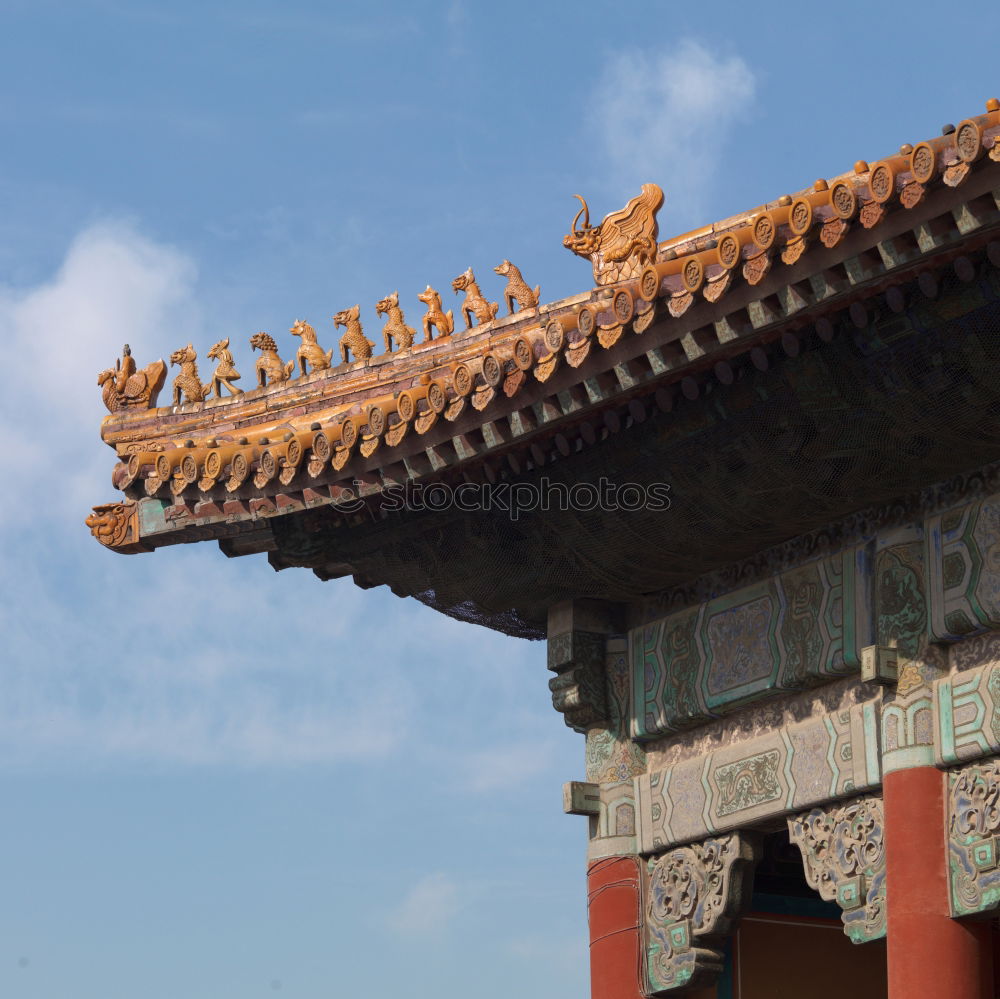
<box><xmin>98</xmin><ymin>261</ymin><xmax>541</xmax><ymax>411</ymax></box>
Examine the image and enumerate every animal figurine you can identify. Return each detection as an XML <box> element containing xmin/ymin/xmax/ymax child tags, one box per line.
<box><xmin>290</xmin><ymin>319</ymin><xmax>334</xmax><ymax>375</ymax></box>
<box><xmin>333</xmin><ymin>305</ymin><xmax>376</xmax><ymax>364</ymax></box>
<box><xmin>97</xmin><ymin>344</ymin><xmax>167</xmax><ymax>412</ymax></box>
<box><xmin>451</xmin><ymin>267</ymin><xmax>499</xmax><ymax>330</ymax></box>
<box><xmin>563</xmin><ymin>183</ymin><xmax>664</xmax><ymax>286</ymax></box>
<box><xmin>494</xmin><ymin>260</ymin><xmax>540</xmax><ymax>314</ymax></box>
<box><xmin>170</xmin><ymin>344</ymin><xmax>210</xmax><ymax>405</ymax></box>
<box><xmin>249</xmin><ymin>332</ymin><xmax>294</xmax><ymax>388</ymax></box>
<box><xmin>375</xmin><ymin>291</ymin><xmax>417</xmax><ymax>352</ymax></box>
<box><xmin>416</xmin><ymin>285</ymin><xmax>454</xmax><ymax>341</ymax></box>
<box><xmin>206</xmin><ymin>338</ymin><xmax>242</xmax><ymax>398</ymax></box>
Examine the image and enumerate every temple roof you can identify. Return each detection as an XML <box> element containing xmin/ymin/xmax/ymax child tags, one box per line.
<box><xmin>88</xmin><ymin>100</ymin><xmax>1000</xmax><ymax>635</ymax></box>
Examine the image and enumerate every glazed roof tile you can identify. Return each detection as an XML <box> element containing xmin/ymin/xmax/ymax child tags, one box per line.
<box><xmin>89</xmin><ymin>99</ymin><xmax>1000</xmax><ymax>560</ymax></box>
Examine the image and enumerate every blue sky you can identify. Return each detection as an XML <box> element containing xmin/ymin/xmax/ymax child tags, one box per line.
<box><xmin>0</xmin><ymin>2</ymin><xmax>998</xmax><ymax>996</ymax></box>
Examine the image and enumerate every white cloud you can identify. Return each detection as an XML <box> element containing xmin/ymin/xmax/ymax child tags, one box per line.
<box><xmin>0</xmin><ymin>222</ymin><xmax>554</xmax><ymax>772</ymax></box>
<box><xmin>590</xmin><ymin>40</ymin><xmax>757</xmax><ymax>225</ymax></box>
<box><xmin>386</xmin><ymin>872</ymin><xmax>463</xmax><ymax>936</ymax></box>
<box><xmin>0</xmin><ymin>221</ymin><xmax>202</xmax><ymax>524</ymax></box>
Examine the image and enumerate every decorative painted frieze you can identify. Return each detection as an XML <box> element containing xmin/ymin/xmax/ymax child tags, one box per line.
<box><xmin>880</xmin><ymin>674</ymin><xmax>936</xmax><ymax>775</ymax></box>
<box><xmin>927</xmin><ymin>496</ymin><xmax>1000</xmax><ymax>641</ymax></box>
<box><xmin>787</xmin><ymin>795</ymin><xmax>887</xmax><ymax>943</ymax></box>
<box><xmin>586</xmin><ymin>639</ymin><xmax>646</xmax><ymax>783</ymax></box>
<box><xmin>645</xmin><ymin>833</ymin><xmax>758</xmax><ymax>994</ymax></box>
<box><xmin>631</xmin><ymin>544</ymin><xmax>873</xmax><ymax>739</ymax></box>
<box><xmin>874</xmin><ymin>537</ymin><xmax>926</xmax><ymax>658</ymax></box>
<box><xmin>948</xmin><ymin>759</ymin><xmax>1000</xmax><ymax>918</ymax></box>
<box><xmin>635</xmin><ymin>701</ymin><xmax>880</xmax><ymax>851</ymax></box>
<box><xmin>934</xmin><ymin>660</ymin><xmax>1000</xmax><ymax>766</ymax></box>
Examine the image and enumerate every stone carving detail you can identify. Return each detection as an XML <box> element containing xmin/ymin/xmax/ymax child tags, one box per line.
<box><xmin>290</xmin><ymin>319</ymin><xmax>334</xmax><ymax>375</ymax></box>
<box><xmin>249</xmin><ymin>332</ymin><xmax>294</xmax><ymax>387</ymax></box>
<box><xmin>333</xmin><ymin>305</ymin><xmax>376</xmax><ymax>363</ymax></box>
<box><xmin>633</xmin><ymin>544</ymin><xmax>873</xmax><ymax>739</ymax></box>
<box><xmin>451</xmin><ymin>267</ymin><xmax>499</xmax><ymax>330</ymax></box>
<box><xmin>547</xmin><ymin>630</ymin><xmax>608</xmax><ymax>732</ymax></box>
<box><xmin>563</xmin><ymin>184</ymin><xmax>663</xmax><ymax>286</ymax></box>
<box><xmin>169</xmin><ymin>344</ymin><xmax>210</xmax><ymax>405</ymax></box>
<box><xmin>97</xmin><ymin>344</ymin><xmax>167</xmax><ymax>413</ymax></box>
<box><xmin>206</xmin><ymin>338</ymin><xmax>242</xmax><ymax>398</ymax></box>
<box><xmin>787</xmin><ymin>795</ymin><xmax>887</xmax><ymax>943</ymax></box>
<box><xmin>494</xmin><ymin>259</ymin><xmax>539</xmax><ymax>314</ymax></box>
<box><xmin>948</xmin><ymin>759</ymin><xmax>1000</xmax><ymax>917</ymax></box>
<box><xmin>85</xmin><ymin>500</ymin><xmax>140</xmax><ymax>551</ymax></box>
<box><xmin>645</xmin><ymin>833</ymin><xmax>757</xmax><ymax>994</ymax></box>
<box><xmin>416</xmin><ymin>285</ymin><xmax>454</xmax><ymax>339</ymax></box>
<box><xmin>375</xmin><ymin>292</ymin><xmax>417</xmax><ymax>352</ymax></box>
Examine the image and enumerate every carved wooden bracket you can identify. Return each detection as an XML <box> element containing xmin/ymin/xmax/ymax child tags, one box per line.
<box><xmin>547</xmin><ymin>600</ymin><xmax>622</xmax><ymax>733</ymax></box>
<box><xmin>547</xmin><ymin>630</ymin><xmax>608</xmax><ymax>732</ymax></box>
<box><xmin>644</xmin><ymin>832</ymin><xmax>758</xmax><ymax>994</ymax></box>
<box><xmin>948</xmin><ymin>759</ymin><xmax>1000</xmax><ymax>917</ymax></box>
<box><xmin>787</xmin><ymin>794</ymin><xmax>886</xmax><ymax>942</ymax></box>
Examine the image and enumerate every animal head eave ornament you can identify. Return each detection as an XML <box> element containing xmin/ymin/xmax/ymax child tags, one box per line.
<box><xmin>563</xmin><ymin>183</ymin><xmax>664</xmax><ymax>286</ymax></box>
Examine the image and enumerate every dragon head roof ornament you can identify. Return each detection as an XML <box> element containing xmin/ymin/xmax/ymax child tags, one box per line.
<box><xmin>563</xmin><ymin>183</ymin><xmax>664</xmax><ymax>286</ymax></box>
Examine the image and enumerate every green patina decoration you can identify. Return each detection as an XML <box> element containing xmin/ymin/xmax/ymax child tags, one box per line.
<box><xmin>632</xmin><ymin>545</ymin><xmax>871</xmax><ymax>739</ymax></box>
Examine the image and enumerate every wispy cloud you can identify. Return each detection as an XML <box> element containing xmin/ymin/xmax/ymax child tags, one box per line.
<box><xmin>459</xmin><ymin>738</ymin><xmax>558</xmax><ymax>793</ymax></box>
<box><xmin>0</xmin><ymin>221</ymin><xmax>201</xmax><ymax>524</ymax></box>
<box><xmin>386</xmin><ymin>872</ymin><xmax>463</xmax><ymax>936</ymax></box>
<box><xmin>590</xmin><ymin>40</ymin><xmax>757</xmax><ymax>226</ymax></box>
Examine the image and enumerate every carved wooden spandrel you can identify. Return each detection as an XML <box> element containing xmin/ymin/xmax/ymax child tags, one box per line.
<box><xmin>644</xmin><ymin>832</ymin><xmax>759</xmax><ymax>994</ymax></box>
<box><xmin>948</xmin><ymin>759</ymin><xmax>1000</xmax><ymax>917</ymax></box>
<box><xmin>787</xmin><ymin>795</ymin><xmax>887</xmax><ymax>943</ymax></box>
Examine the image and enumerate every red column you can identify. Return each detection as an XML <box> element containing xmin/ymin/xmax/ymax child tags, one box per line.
<box><xmin>883</xmin><ymin>766</ymin><xmax>994</xmax><ymax>999</ymax></box>
<box><xmin>588</xmin><ymin>857</ymin><xmax>644</xmax><ymax>999</ymax></box>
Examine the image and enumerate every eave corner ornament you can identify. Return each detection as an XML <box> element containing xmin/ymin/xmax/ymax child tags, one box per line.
<box><xmin>563</xmin><ymin>183</ymin><xmax>664</xmax><ymax>286</ymax></box>
<box><xmin>85</xmin><ymin>500</ymin><xmax>143</xmax><ymax>553</ymax></box>
<box><xmin>97</xmin><ymin>344</ymin><xmax>167</xmax><ymax>413</ymax></box>
<box><xmin>644</xmin><ymin>832</ymin><xmax>757</xmax><ymax>994</ymax></box>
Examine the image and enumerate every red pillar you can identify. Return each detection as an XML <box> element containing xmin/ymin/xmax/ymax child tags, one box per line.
<box><xmin>588</xmin><ymin>857</ymin><xmax>644</xmax><ymax>999</ymax></box>
<box><xmin>883</xmin><ymin>766</ymin><xmax>994</xmax><ymax>999</ymax></box>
